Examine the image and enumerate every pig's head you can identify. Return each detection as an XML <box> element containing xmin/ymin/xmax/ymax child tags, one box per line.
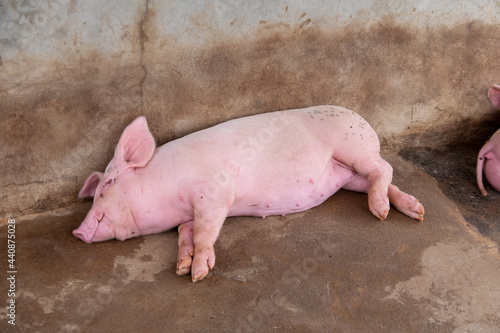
<box><xmin>73</xmin><ymin>116</ymin><xmax>156</xmax><ymax>243</ymax></box>
<box><xmin>488</xmin><ymin>84</ymin><xmax>500</xmax><ymax>110</ymax></box>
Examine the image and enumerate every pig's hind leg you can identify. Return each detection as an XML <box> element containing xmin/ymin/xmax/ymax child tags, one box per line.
<box><xmin>176</xmin><ymin>220</ymin><xmax>195</xmax><ymax>276</ymax></box>
<box><xmin>349</xmin><ymin>157</ymin><xmax>394</xmax><ymax>220</ymax></box>
<box><xmin>343</xmin><ymin>174</ymin><xmax>424</xmax><ymax>221</ymax></box>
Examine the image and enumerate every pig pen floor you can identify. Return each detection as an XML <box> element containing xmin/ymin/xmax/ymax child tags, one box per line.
<box><xmin>2</xmin><ymin>150</ymin><xmax>500</xmax><ymax>333</ymax></box>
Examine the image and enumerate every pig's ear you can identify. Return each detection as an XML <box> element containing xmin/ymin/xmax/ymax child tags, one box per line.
<box><xmin>79</xmin><ymin>172</ymin><xmax>104</xmax><ymax>198</ymax></box>
<box><xmin>488</xmin><ymin>84</ymin><xmax>500</xmax><ymax>110</ymax></box>
<box><xmin>115</xmin><ymin>116</ymin><xmax>156</xmax><ymax>170</ymax></box>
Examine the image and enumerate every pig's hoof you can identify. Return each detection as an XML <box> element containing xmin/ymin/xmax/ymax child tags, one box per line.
<box><xmin>388</xmin><ymin>186</ymin><xmax>425</xmax><ymax>221</ymax></box>
<box><xmin>176</xmin><ymin>256</ymin><xmax>193</xmax><ymax>276</ymax></box>
<box><xmin>176</xmin><ymin>247</ymin><xmax>194</xmax><ymax>276</ymax></box>
<box><xmin>368</xmin><ymin>192</ymin><xmax>390</xmax><ymax>220</ymax></box>
<box><xmin>396</xmin><ymin>198</ymin><xmax>425</xmax><ymax>221</ymax></box>
<box><xmin>192</xmin><ymin>269</ymin><xmax>209</xmax><ymax>282</ymax></box>
<box><xmin>191</xmin><ymin>250</ymin><xmax>216</xmax><ymax>282</ymax></box>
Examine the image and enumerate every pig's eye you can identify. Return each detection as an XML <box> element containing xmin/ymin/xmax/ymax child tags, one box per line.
<box><xmin>102</xmin><ymin>178</ymin><xmax>117</xmax><ymax>189</ymax></box>
<box><xmin>100</xmin><ymin>179</ymin><xmax>113</xmax><ymax>194</ymax></box>
<box><xmin>99</xmin><ymin>177</ymin><xmax>116</xmax><ymax>197</ymax></box>
<box><xmin>97</xmin><ymin>213</ymin><xmax>105</xmax><ymax>223</ymax></box>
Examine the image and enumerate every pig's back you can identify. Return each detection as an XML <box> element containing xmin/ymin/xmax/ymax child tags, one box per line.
<box><xmin>154</xmin><ymin>106</ymin><xmax>378</xmax><ymax>217</ymax></box>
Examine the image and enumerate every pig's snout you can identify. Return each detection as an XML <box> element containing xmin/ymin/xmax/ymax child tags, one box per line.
<box><xmin>73</xmin><ymin>211</ymin><xmax>100</xmax><ymax>243</ymax></box>
<box><xmin>72</xmin><ymin>228</ymin><xmax>93</xmax><ymax>243</ymax></box>
<box><xmin>72</xmin><ymin>217</ymin><xmax>99</xmax><ymax>243</ymax></box>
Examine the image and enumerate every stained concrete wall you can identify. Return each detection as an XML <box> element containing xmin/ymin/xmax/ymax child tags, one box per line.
<box><xmin>2</xmin><ymin>0</ymin><xmax>500</xmax><ymax>218</ymax></box>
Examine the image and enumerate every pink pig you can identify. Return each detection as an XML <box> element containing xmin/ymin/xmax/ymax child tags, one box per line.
<box><xmin>73</xmin><ymin>106</ymin><xmax>425</xmax><ymax>282</ymax></box>
<box><xmin>477</xmin><ymin>84</ymin><xmax>500</xmax><ymax>195</ymax></box>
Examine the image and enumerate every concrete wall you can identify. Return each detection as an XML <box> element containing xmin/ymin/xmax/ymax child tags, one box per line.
<box><xmin>2</xmin><ymin>0</ymin><xmax>500</xmax><ymax>218</ymax></box>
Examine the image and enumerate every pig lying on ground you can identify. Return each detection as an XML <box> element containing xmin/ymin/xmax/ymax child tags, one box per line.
<box><xmin>477</xmin><ymin>84</ymin><xmax>500</xmax><ymax>195</ymax></box>
<box><xmin>73</xmin><ymin>106</ymin><xmax>425</xmax><ymax>282</ymax></box>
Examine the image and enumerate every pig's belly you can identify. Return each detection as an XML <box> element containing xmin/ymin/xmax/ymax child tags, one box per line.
<box><xmin>229</xmin><ymin>158</ymin><xmax>358</xmax><ymax>218</ymax></box>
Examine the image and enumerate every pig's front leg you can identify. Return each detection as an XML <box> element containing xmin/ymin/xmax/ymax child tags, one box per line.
<box><xmin>176</xmin><ymin>220</ymin><xmax>195</xmax><ymax>276</ymax></box>
<box><xmin>190</xmin><ymin>194</ymin><xmax>232</xmax><ymax>282</ymax></box>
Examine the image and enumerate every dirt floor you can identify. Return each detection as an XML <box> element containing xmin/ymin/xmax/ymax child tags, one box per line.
<box><xmin>1</xmin><ymin>150</ymin><xmax>500</xmax><ymax>332</ymax></box>
<box><xmin>398</xmin><ymin>140</ymin><xmax>500</xmax><ymax>248</ymax></box>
